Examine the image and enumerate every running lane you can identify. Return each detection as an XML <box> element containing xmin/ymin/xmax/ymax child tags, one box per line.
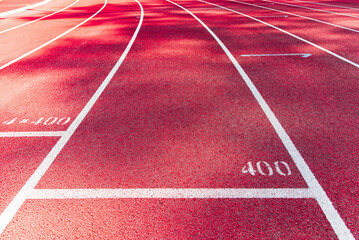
<box><xmin>0</xmin><ymin>0</ymin><xmax>140</xmax><ymax>234</ymax></box>
<box><xmin>174</xmin><ymin>0</ymin><xmax>358</xmax><ymax>237</ymax></box>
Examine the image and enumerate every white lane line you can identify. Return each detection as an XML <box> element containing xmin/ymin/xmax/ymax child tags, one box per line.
<box><xmin>0</xmin><ymin>131</ymin><xmax>64</xmax><ymax>137</ymax></box>
<box><xmin>241</xmin><ymin>53</ymin><xmax>311</xmax><ymax>58</ymax></box>
<box><xmin>293</xmin><ymin>0</ymin><xmax>359</xmax><ymax>11</ymax></box>
<box><xmin>29</xmin><ymin>188</ymin><xmax>315</xmax><ymax>199</ymax></box>
<box><xmin>255</xmin><ymin>15</ymin><xmax>288</xmax><ymax>17</ymax></box>
<box><xmin>0</xmin><ymin>0</ymin><xmax>52</xmax><ymax>17</ymax></box>
<box><xmin>166</xmin><ymin>1</ymin><xmax>354</xmax><ymax>239</ymax></box>
<box><xmin>0</xmin><ymin>0</ymin><xmax>104</xmax><ymax>71</ymax></box>
<box><xmin>198</xmin><ymin>0</ymin><xmax>359</xmax><ymax>69</ymax></box>
<box><xmin>231</xmin><ymin>0</ymin><xmax>359</xmax><ymax>33</ymax></box>
<box><xmin>0</xmin><ymin>0</ymin><xmax>80</xmax><ymax>35</ymax></box>
<box><xmin>261</xmin><ymin>0</ymin><xmax>359</xmax><ymax>19</ymax></box>
<box><xmin>0</xmin><ymin>0</ymin><xmax>143</xmax><ymax>235</ymax></box>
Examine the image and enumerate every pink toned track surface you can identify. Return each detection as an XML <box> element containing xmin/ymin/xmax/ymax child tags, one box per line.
<box><xmin>0</xmin><ymin>0</ymin><xmax>358</xmax><ymax>239</ymax></box>
<box><xmin>0</xmin><ymin>0</ymin><xmax>46</xmax><ymax>14</ymax></box>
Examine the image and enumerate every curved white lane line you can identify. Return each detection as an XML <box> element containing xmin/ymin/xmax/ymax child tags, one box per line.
<box><xmin>230</xmin><ymin>0</ymin><xmax>359</xmax><ymax>33</ymax></box>
<box><xmin>166</xmin><ymin>1</ymin><xmax>354</xmax><ymax>239</ymax></box>
<box><xmin>199</xmin><ymin>0</ymin><xmax>359</xmax><ymax>69</ymax></box>
<box><xmin>0</xmin><ymin>0</ymin><xmax>80</xmax><ymax>35</ymax></box>
<box><xmin>293</xmin><ymin>0</ymin><xmax>359</xmax><ymax>11</ymax></box>
<box><xmin>0</xmin><ymin>0</ymin><xmax>106</xmax><ymax>71</ymax></box>
<box><xmin>262</xmin><ymin>0</ymin><xmax>359</xmax><ymax>19</ymax></box>
<box><xmin>0</xmin><ymin>0</ymin><xmax>53</xmax><ymax>17</ymax></box>
<box><xmin>0</xmin><ymin>0</ymin><xmax>143</xmax><ymax>235</ymax></box>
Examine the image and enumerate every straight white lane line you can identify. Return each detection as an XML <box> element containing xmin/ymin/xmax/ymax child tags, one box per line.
<box><xmin>0</xmin><ymin>0</ymin><xmax>52</xmax><ymax>17</ymax></box>
<box><xmin>29</xmin><ymin>188</ymin><xmax>315</xmax><ymax>199</ymax></box>
<box><xmin>255</xmin><ymin>15</ymin><xmax>288</xmax><ymax>17</ymax></box>
<box><xmin>0</xmin><ymin>0</ymin><xmax>105</xmax><ymax>71</ymax></box>
<box><xmin>293</xmin><ymin>0</ymin><xmax>359</xmax><ymax>11</ymax></box>
<box><xmin>0</xmin><ymin>131</ymin><xmax>64</xmax><ymax>137</ymax></box>
<box><xmin>230</xmin><ymin>0</ymin><xmax>359</xmax><ymax>33</ymax></box>
<box><xmin>262</xmin><ymin>0</ymin><xmax>359</xmax><ymax>19</ymax></box>
<box><xmin>198</xmin><ymin>0</ymin><xmax>359</xmax><ymax>69</ymax></box>
<box><xmin>241</xmin><ymin>53</ymin><xmax>311</xmax><ymax>58</ymax></box>
<box><xmin>166</xmin><ymin>1</ymin><xmax>354</xmax><ymax>239</ymax></box>
<box><xmin>0</xmin><ymin>0</ymin><xmax>143</xmax><ymax>235</ymax></box>
<box><xmin>0</xmin><ymin>0</ymin><xmax>80</xmax><ymax>35</ymax></box>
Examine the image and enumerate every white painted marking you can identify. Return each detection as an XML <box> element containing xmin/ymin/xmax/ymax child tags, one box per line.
<box><xmin>0</xmin><ymin>131</ymin><xmax>64</xmax><ymax>137</ymax></box>
<box><xmin>262</xmin><ymin>0</ymin><xmax>359</xmax><ymax>19</ymax></box>
<box><xmin>0</xmin><ymin>0</ymin><xmax>80</xmax><ymax>35</ymax></box>
<box><xmin>241</xmin><ymin>53</ymin><xmax>311</xmax><ymax>58</ymax></box>
<box><xmin>255</xmin><ymin>15</ymin><xmax>288</xmax><ymax>17</ymax></box>
<box><xmin>293</xmin><ymin>0</ymin><xmax>359</xmax><ymax>11</ymax></box>
<box><xmin>28</xmin><ymin>188</ymin><xmax>315</xmax><ymax>199</ymax></box>
<box><xmin>0</xmin><ymin>0</ymin><xmax>52</xmax><ymax>17</ymax></box>
<box><xmin>190</xmin><ymin>7</ymin><xmax>222</xmax><ymax>10</ymax></box>
<box><xmin>0</xmin><ymin>0</ymin><xmax>104</xmax><ymax>71</ymax></box>
<box><xmin>231</xmin><ymin>0</ymin><xmax>359</xmax><ymax>33</ymax></box>
<box><xmin>0</xmin><ymin>0</ymin><xmax>143</xmax><ymax>235</ymax></box>
<box><xmin>167</xmin><ymin>1</ymin><xmax>354</xmax><ymax>239</ymax></box>
<box><xmin>200</xmin><ymin>1</ymin><xmax>359</xmax><ymax>69</ymax></box>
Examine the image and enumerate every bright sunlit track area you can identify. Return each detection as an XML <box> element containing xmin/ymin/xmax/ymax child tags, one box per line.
<box><xmin>0</xmin><ymin>0</ymin><xmax>358</xmax><ymax>238</ymax></box>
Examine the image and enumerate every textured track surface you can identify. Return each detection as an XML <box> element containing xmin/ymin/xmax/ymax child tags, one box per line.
<box><xmin>0</xmin><ymin>0</ymin><xmax>358</xmax><ymax>239</ymax></box>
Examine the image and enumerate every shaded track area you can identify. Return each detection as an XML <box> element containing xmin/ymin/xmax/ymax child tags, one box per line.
<box><xmin>0</xmin><ymin>0</ymin><xmax>358</xmax><ymax>239</ymax></box>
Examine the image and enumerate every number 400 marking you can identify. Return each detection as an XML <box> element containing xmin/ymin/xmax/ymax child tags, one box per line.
<box><xmin>242</xmin><ymin>161</ymin><xmax>292</xmax><ymax>176</ymax></box>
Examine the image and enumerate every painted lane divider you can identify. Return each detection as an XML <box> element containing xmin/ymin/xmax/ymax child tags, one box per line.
<box><xmin>241</xmin><ymin>53</ymin><xmax>311</xmax><ymax>58</ymax></box>
<box><xmin>255</xmin><ymin>15</ymin><xmax>288</xmax><ymax>18</ymax></box>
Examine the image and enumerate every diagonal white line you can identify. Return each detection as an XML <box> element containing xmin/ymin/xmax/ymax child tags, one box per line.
<box><xmin>198</xmin><ymin>0</ymin><xmax>359</xmax><ymax>69</ymax></box>
<box><xmin>0</xmin><ymin>0</ymin><xmax>80</xmax><ymax>35</ymax></box>
<box><xmin>230</xmin><ymin>0</ymin><xmax>359</xmax><ymax>33</ymax></box>
<box><xmin>166</xmin><ymin>1</ymin><xmax>355</xmax><ymax>239</ymax></box>
<box><xmin>0</xmin><ymin>0</ymin><xmax>52</xmax><ymax>17</ymax></box>
<box><xmin>261</xmin><ymin>0</ymin><xmax>359</xmax><ymax>19</ymax></box>
<box><xmin>0</xmin><ymin>0</ymin><xmax>103</xmax><ymax>71</ymax></box>
<box><xmin>29</xmin><ymin>188</ymin><xmax>315</xmax><ymax>199</ymax></box>
<box><xmin>241</xmin><ymin>53</ymin><xmax>311</xmax><ymax>58</ymax></box>
<box><xmin>0</xmin><ymin>131</ymin><xmax>65</xmax><ymax>137</ymax></box>
<box><xmin>293</xmin><ymin>0</ymin><xmax>359</xmax><ymax>11</ymax></box>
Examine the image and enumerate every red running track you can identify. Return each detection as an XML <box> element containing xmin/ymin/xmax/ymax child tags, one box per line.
<box><xmin>0</xmin><ymin>0</ymin><xmax>358</xmax><ymax>239</ymax></box>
